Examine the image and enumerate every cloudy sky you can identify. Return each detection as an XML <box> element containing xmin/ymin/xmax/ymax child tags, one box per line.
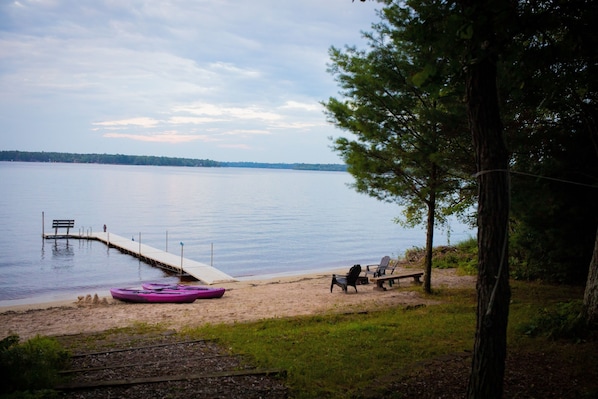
<box><xmin>0</xmin><ymin>0</ymin><xmax>381</xmax><ymax>163</ymax></box>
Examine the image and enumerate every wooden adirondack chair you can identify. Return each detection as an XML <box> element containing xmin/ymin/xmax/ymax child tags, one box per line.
<box><xmin>364</xmin><ymin>256</ymin><xmax>391</xmax><ymax>278</ymax></box>
<box><xmin>330</xmin><ymin>264</ymin><xmax>362</xmax><ymax>293</ymax></box>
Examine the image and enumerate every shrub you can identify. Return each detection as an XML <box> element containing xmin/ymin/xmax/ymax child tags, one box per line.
<box><xmin>0</xmin><ymin>335</ymin><xmax>69</xmax><ymax>396</ymax></box>
<box><xmin>403</xmin><ymin>238</ymin><xmax>478</xmax><ymax>275</ymax></box>
<box><xmin>519</xmin><ymin>300</ymin><xmax>589</xmax><ymax>341</ymax></box>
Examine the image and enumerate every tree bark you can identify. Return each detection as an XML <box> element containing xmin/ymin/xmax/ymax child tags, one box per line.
<box><xmin>583</xmin><ymin>226</ymin><xmax>598</xmax><ymax>325</ymax></box>
<box><xmin>423</xmin><ymin>180</ymin><xmax>436</xmax><ymax>294</ymax></box>
<box><xmin>465</xmin><ymin>29</ymin><xmax>511</xmax><ymax>399</ymax></box>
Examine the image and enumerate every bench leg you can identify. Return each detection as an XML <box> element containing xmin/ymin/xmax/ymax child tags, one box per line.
<box><xmin>373</xmin><ymin>281</ymin><xmax>387</xmax><ymax>292</ymax></box>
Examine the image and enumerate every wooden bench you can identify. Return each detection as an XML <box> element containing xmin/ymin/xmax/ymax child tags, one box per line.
<box><xmin>370</xmin><ymin>272</ymin><xmax>424</xmax><ymax>291</ymax></box>
<box><xmin>52</xmin><ymin>219</ymin><xmax>75</xmax><ymax>236</ymax></box>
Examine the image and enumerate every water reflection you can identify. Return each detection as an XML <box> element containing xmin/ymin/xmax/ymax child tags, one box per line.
<box><xmin>47</xmin><ymin>240</ymin><xmax>75</xmax><ymax>272</ymax></box>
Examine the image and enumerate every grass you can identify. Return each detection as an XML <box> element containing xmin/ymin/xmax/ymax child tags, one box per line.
<box><xmin>179</xmin><ymin>281</ymin><xmax>595</xmax><ymax>398</ymax></box>
<box><xmin>184</xmin><ymin>288</ymin><xmax>478</xmax><ymax>398</ymax></box>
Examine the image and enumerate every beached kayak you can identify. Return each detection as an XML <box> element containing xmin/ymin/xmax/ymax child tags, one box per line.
<box><xmin>110</xmin><ymin>287</ymin><xmax>199</xmax><ymax>303</ymax></box>
<box><xmin>141</xmin><ymin>283</ymin><xmax>226</xmax><ymax>299</ymax></box>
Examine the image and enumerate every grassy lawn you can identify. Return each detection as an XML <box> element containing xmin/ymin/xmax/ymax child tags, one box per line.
<box><xmin>182</xmin><ymin>280</ymin><xmax>596</xmax><ymax>398</ymax></box>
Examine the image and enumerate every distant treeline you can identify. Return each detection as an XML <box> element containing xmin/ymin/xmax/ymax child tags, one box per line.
<box><xmin>0</xmin><ymin>151</ymin><xmax>347</xmax><ymax>172</ymax></box>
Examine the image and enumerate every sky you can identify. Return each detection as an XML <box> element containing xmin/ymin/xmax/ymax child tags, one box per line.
<box><xmin>0</xmin><ymin>0</ymin><xmax>382</xmax><ymax>164</ymax></box>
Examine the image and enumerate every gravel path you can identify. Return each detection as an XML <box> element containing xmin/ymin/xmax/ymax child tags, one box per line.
<box><xmin>55</xmin><ymin>331</ymin><xmax>289</xmax><ymax>399</ymax></box>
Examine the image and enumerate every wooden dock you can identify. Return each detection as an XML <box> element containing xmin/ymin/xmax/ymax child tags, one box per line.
<box><xmin>44</xmin><ymin>232</ymin><xmax>236</xmax><ymax>285</ymax></box>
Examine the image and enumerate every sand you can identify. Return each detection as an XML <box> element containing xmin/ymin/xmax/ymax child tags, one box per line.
<box><xmin>0</xmin><ymin>268</ymin><xmax>475</xmax><ymax>341</ymax></box>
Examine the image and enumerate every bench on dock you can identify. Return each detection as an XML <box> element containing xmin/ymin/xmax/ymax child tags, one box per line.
<box><xmin>370</xmin><ymin>272</ymin><xmax>424</xmax><ymax>291</ymax></box>
<box><xmin>52</xmin><ymin>219</ymin><xmax>75</xmax><ymax>235</ymax></box>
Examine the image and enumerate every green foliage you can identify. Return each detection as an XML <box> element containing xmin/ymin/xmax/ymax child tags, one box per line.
<box><xmin>508</xmin><ymin>151</ymin><xmax>597</xmax><ymax>284</ymax></box>
<box><xmin>503</xmin><ymin>0</ymin><xmax>598</xmax><ymax>284</ymax></box>
<box><xmin>0</xmin><ymin>150</ymin><xmax>220</xmax><ymax>167</ymax></box>
<box><xmin>337</xmin><ymin>0</ymin><xmax>598</xmax><ymax>290</ymax></box>
<box><xmin>0</xmin><ymin>390</ymin><xmax>61</xmax><ymax>399</ymax></box>
<box><xmin>403</xmin><ymin>238</ymin><xmax>478</xmax><ymax>275</ymax></box>
<box><xmin>518</xmin><ymin>300</ymin><xmax>589</xmax><ymax>341</ymax></box>
<box><xmin>187</xmin><ymin>290</ymin><xmax>476</xmax><ymax>398</ymax></box>
<box><xmin>0</xmin><ymin>335</ymin><xmax>69</xmax><ymax>396</ymax></box>
<box><xmin>434</xmin><ymin>238</ymin><xmax>478</xmax><ymax>273</ymax></box>
<box><xmin>323</xmin><ymin>1</ymin><xmax>475</xmax><ymax>233</ymax></box>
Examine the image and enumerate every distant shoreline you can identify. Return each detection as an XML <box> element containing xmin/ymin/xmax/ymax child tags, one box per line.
<box><xmin>0</xmin><ymin>150</ymin><xmax>348</xmax><ymax>172</ymax></box>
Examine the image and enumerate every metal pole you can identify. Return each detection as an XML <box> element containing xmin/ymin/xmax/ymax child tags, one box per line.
<box><xmin>41</xmin><ymin>211</ymin><xmax>45</xmax><ymax>249</ymax></box>
<box><xmin>180</xmin><ymin>242</ymin><xmax>184</xmax><ymax>275</ymax></box>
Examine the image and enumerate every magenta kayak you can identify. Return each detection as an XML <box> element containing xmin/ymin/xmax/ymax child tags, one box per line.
<box><xmin>142</xmin><ymin>283</ymin><xmax>226</xmax><ymax>299</ymax></box>
<box><xmin>110</xmin><ymin>288</ymin><xmax>199</xmax><ymax>303</ymax></box>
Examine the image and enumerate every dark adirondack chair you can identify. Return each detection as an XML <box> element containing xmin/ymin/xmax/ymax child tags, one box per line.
<box><xmin>364</xmin><ymin>256</ymin><xmax>391</xmax><ymax>278</ymax></box>
<box><xmin>330</xmin><ymin>264</ymin><xmax>362</xmax><ymax>293</ymax></box>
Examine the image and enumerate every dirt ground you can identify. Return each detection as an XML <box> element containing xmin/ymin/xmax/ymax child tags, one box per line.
<box><xmin>2</xmin><ymin>268</ymin><xmax>597</xmax><ymax>398</ymax></box>
<box><xmin>0</xmin><ymin>267</ymin><xmax>473</xmax><ymax>341</ymax></box>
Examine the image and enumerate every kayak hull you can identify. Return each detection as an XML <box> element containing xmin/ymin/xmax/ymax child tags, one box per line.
<box><xmin>142</xmin><ymin>283</ymin><xmax>226</xmax><ymax>299</ymax></box>
<box><xmin>110</xmin><ymin>288</ymin><xmax>199</xmax><ymax>303</ymax></box>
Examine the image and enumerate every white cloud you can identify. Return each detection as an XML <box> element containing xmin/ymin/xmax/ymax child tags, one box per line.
<box><xmin>209</xmin><ymin>62</ymin><xmax>261</xmax><ymax>79</ymax></box>
<box><xmin>169</xmin><ymin>102</ymin><xmax>283</xmax><ymax>122</ymax></box>
<box><xmin>168</xmin><ymin>116</ymin><xmax>225</xmax><ymax>125</ymax></box>
<box><xmin>0</xmin><ymin>0</ymin><xmax>381</xmax><ymax>162</ymax></box>
<box><xmin>93</xmin><ymin>118</ymin><xmax>160</xmax><ymax>129</ymax></box>
<box><xmin>280</xmin><ymin>101</ymin><xmax>322</xmax><ymax>112</ymax></box>
<box><xmin>220</xmin><ymin>129</ymin><xmax>271</xmax><ymax>137</ymax></box>
<box><xmin>103</xmin><ymin>132</ymin><xmax>213</xmax><ymax>144</ymax></box>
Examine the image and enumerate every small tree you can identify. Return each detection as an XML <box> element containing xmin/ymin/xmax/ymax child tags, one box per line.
<box><xmin>324</xmin><ymin>2</ymin><xmax>474</xmax><ymax>293</ymax></box>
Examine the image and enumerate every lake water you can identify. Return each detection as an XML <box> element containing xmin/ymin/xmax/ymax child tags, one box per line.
<box><xmin>0</xmin><ymin>162</ymin><xmax>474</xmax><ymax>306</ymax></box>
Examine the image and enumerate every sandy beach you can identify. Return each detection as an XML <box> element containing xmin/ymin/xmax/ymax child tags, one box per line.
<box><xmin>0</xmin><ymin>267</ymin><xmax>475</xmax><ymax>341</ymax></box>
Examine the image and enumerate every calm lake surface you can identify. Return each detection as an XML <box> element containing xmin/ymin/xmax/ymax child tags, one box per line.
<box><xmin>0</xmin><ymin>162</ymin><xmax>474</xmax><ymax>306</ymax></box>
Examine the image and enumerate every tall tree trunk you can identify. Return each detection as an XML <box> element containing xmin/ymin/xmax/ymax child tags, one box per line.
<box><xmin>583</xmin><ymin>226</ymin><xmax>598</xmax><ymax>325</ymax></box>
<box><xmin>582</xmin><ymin>99</ymin><xmax>598</xmax><ymax>326</ymax></box>
<box><xmin>423</xmin><ymin>183</ymin><xmax>436</xmax><ymax>294</ymax></box>
<box><xmin>465</xmin><ymin>20</ymin><xmax>511</xmax><ymax>399</ymax></box>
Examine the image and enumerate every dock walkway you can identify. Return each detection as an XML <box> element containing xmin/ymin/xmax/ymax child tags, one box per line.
<box><xmin>44</xmin><ymin>232</ymin><xmax>236</xmax><ymax>285</ymax></box>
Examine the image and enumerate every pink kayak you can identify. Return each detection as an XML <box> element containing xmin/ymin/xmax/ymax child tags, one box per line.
<box><xmin>142</xmin><ymin>283</ymin><xmax>226</xmax><ymax>299</ymax></box>
<box><xmin>110</xmin><ymin>287</ymin><xmax>199</xmax><ymax>303</ymax></box>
